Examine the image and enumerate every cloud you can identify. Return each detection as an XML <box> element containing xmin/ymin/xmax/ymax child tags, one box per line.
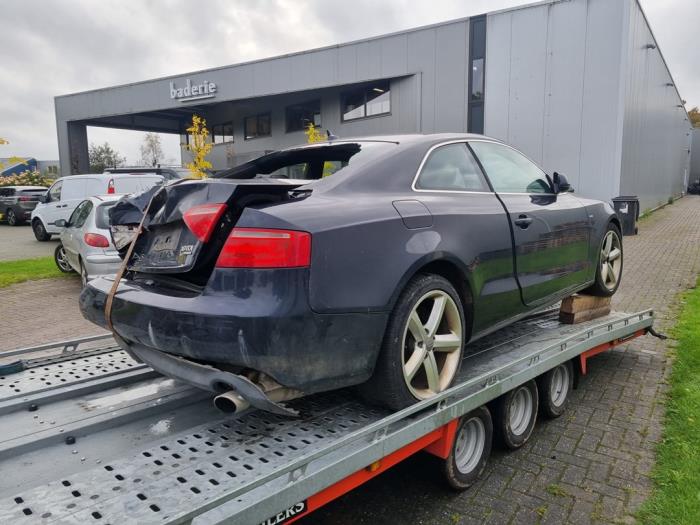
<box><xmin>0</xmin><ymin>0</ymin><xmax>696</xmax><ymax>164</ymax></box>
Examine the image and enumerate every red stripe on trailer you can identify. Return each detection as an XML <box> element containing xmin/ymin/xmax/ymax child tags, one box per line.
<box><xmin>579</xmin><ymin>328</ymin><xmax>646</xmax><ymax>374</ymax></box>
<box><xmin>286</xmin><ymin>419</ymin><xmax>460</xmax><ymax>523</ymax></box>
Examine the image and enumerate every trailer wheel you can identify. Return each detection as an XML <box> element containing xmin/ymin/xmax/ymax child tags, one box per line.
<box><xmin>442</xmin><ymin>406</ymin><xmax>492</xmax><ymax>490</ymax></box>
<box><xmin>494</xmin><ymin>380</ymin><xmax>538</xmax><ymax>450</ymax></box>
<box><xmin>538</xmin><ymin>360</ymin><xmax>573</xmax><ymax>418</ymax></box>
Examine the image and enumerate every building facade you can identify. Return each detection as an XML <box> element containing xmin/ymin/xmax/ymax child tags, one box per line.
<box><xmin>55</xmin><ymin>0</ymin><xmax>692</xmax><ymax>211</ymax></box>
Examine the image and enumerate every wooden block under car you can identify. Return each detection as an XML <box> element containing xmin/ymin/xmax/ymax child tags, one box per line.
<box><xmin>559</xmin><ymin>294</ymin><xmax>612</xmax><ymax>324</ymax></box>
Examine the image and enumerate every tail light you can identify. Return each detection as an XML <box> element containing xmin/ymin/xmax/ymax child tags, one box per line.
<box><xmin>183</xmin><ymin>203</ymin><xmax>227</xmax><ymax>242</ymax></box>
<box><xmin>84</xmin><ymin>233</ymin><xmax>110</xmax><ymax>248</ymax></box>
<box><xmin>19</xmin><ymin>196</ymin><xmax>33</xmax><ymax>202</ymax></box>
<box><xmin>216</xmin><ymin>228</ymin><xmax>311</xmax><ymax>268</ymax></box>
<box><xmin>107</xmin><ymin>178</ymin><xmax>115</xmax><ymax>194</ymax></box>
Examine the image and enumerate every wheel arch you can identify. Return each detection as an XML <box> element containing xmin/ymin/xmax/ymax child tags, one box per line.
<box><xmin>609</xmin><ymin>215</ymin><xmax>622</xmax><ymax>234</ymax></box>
<box><xmin>388</xmin><ymin>254</ymin><xmax>476</xmax><ymax>341</ymax></box>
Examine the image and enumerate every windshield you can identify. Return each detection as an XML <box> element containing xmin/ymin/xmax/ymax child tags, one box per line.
<box><xmin>215</xmin><ymin>142</ymin><xmax>397</xmax><ymax>181</ymax></box>
<box><xmin>96</xmin><ymin>202</ymin><xmax>117</xmax><ymax>229</ymax></box>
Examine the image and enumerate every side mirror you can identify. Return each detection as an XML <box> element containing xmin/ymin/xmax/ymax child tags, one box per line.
<box><xmin>38</xmin><ymin>193</ymin><xmax>49</xmax><ymax>203</ymax></box>
<box><xmin>55</xmin><ymin>219</ymin><xmax>68</xmax><ymax>228</ymax></box>
<box><xmin>553</xmin><ymin>172</ymin><xmax>573</xmax><ymax>193</ymax></box>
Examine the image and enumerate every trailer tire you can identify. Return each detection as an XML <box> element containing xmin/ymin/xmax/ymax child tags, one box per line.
<box><xmin>443</xmin><ymin>406</ymin><xmax>492</xmax><ymax>490</ymax></box>
<box><xmin>538</xmin><ymin>360</ymin><xmax>573</xmax><ymax>418</ymax></box>
<box><xmin>494</xmin><ymin>380</ymin><xmax>538</xmax><ymax>450</ymax></box>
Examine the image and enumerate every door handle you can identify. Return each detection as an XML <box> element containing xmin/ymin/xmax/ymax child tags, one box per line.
<box><xmin>514</xmin><ymin>215</ymin><xmax>533</xmax><ymax>228</ymax></box>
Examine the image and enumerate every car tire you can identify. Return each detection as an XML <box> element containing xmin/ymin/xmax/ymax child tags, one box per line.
<box><xmin>79</xmin><ymin>259</ymin><xmax>88</xmax><ymax>287</ymax></box>
<box><xmin>583</xmin><ymin>222</ymin><xmax>623</xmax><ymax>297</ymax></box>
<box><xmin>360</xmin><ymin>273</ymin><xmax>465</xmax><ymax>410</ymax></box>
<box><xmin>32</xmin><ymin>219</ymin><xmax>51</xmax><ymax>241</ymax></box>
<box><xmin>6</xmin><ymin>209</ymin><xmax>21</xmax><ymax>226</ymax></box>
<box><xmin>54</xmin><ymin>244</ymin><xmax>74</xmax><ymax>273</ymax></box>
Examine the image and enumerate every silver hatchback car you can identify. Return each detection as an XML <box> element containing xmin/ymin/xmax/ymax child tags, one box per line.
<box><xmin>54</xmin><ymin>195</ymin><xmax>122</xmax><ymax>285</ymax></box>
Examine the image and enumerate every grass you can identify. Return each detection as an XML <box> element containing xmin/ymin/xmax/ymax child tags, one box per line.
<box><xmin>638</xmin><ymin>279</ymin><xmax>700</xmax><ymax>524</ymax></box>
<box><xmin>0</xmin><ymin>256</ymin><xmax>73</xmax><ymax>288</ymax></box>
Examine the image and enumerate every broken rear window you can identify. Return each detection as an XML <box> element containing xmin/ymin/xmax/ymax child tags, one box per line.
<box><xmin>215</xmin><ymin>142</ymin><xmax>397</xmax><ymax>181</ymax></box>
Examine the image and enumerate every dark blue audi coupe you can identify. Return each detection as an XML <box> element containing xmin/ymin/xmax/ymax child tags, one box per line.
<box><xmin>80</xmin><ymin>134</ymin><xmax>623</xmax><ymax>414</ymax></box>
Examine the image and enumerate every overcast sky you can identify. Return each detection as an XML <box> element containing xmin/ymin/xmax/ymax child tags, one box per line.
<box><xmin>0</xmin><ymin>0</ymin><xmax>697</xmax><ymax>165</ymax></box>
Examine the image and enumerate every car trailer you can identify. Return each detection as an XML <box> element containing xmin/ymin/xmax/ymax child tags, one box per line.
<box><xmin>0</xmin><ymin>308</ymin><xmax>654</xmax><ymax>524</ymax></box>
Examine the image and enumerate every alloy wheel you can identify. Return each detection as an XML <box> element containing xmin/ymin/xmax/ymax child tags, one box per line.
<box><xmin>56</xmin><ymin>246</ymin><xmax>72</xmax><ymax>272</ymax></box>
<box><xmin>401</xmin><ymin>290</ymin><xmax>463</xmax><ymax>399</ymax></box>
<box><xmin>7</xmin><ymin>209</ymin><xmax>17</xmax><ymax>226</ymax></box>
<box><xmin>600</xmin><ymin>230</ymin><xmax>622</xmax><ymax>291</ymax></box>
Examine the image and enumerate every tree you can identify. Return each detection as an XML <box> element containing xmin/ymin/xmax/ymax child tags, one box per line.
<box><xmin>89</xmin><ymin>142</ymin><xmax>125</xmax><ymax>173</ymax></box>
<box><xmin>304</xmin><ymin>123</ymin><xmax>326</xmax><ymax>143</ymax></box>
<box><xmin>688</xmin><ymin>107</ymin><xmax>700</xmax><ymax>128</ymax></box>
<box><xmin>139</xmin><ymin>132</ymin><xmax>164</xmax><ymax>167</ymax></box>
<box><xmin>184</xmin><ymin>115</ymin><xmax>213</xmax><ymax>179</ymax></box>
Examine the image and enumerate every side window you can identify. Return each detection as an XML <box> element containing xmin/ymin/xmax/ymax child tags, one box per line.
<box><xmin>49</xmin><ymin>181</ymin><xmax>63</xmax><ymax>201</ymax></box>
<box><xmin>469</xmin><ymin>141</ymin><xmax>551</xmax><ymax>194</ymax></box>
<box><xmin>415</xmin><ymin>143</ymin><xmax>489</xmax><ymax>192</ymax></box>
<box><xmin>69</xmin><ymin>200</ymin><xmax>93</xmax><ymax>228</ymax></box>
<box><xmin>61</xmin><ymin>178</ymin><xmax>86</xmax><ymax>200</ymax></box>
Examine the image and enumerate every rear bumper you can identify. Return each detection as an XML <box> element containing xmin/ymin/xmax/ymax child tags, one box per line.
<box><xmin>80</xmin><ymin>272</ymin><xmax>388</xmax><ymax>393</ymax></box>
<box><xmin>83</xmin><ymin>254</ymin><xmax>122</xmax><ymax>280</ymax></box>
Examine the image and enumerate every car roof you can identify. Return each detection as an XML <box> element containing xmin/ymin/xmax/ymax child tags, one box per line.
<box><xmin>56</xmin><ymin>173</ymin><xmax>163</xmax><ymax>181</ymax></box>
<box><xmin>86</xmin><ymin>194</ymin><xmax>124</xmax><ymax>203</ymax></box>
<box><xmin>2</xmin><ymin>185</ymin><xmax>48</xmax><ymax>190</ymax></box>
<box><xmin>284</xmin><ymin>132</ymin><xmax>500</xmax><ymax>151</ymax></box>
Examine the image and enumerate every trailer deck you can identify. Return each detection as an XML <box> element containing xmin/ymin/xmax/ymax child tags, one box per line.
<box><xmin>0</xmin><ymin>309</ymin><xmax>654</xmax><ymax>524</ymax></box>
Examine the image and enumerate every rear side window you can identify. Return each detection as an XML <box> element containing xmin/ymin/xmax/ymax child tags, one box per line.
<box><xmin>95</xmin><ymin>203</ymin><xmax>116</xmax><ymax>229</ymax></box>
<box><xmin>415</xmin><ymin>143</ymin><xmax>489</xmax><ymax>192</ymax></box>
<box><xmin>469</xmin><ymin>141</ymin><xmax>551</xmax><ymax>194</ymax></box>
<box><xmin>0</xmin><ymin>188</ymin><xmax>14</xmax><ymax>197</ymax></box>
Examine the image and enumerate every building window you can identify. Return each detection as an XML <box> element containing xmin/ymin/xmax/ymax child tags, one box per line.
<box><xmin>286</xmin><ymin>100</ymin><xmax>321</xmax><ymax>132</ymax></box>
<box><xmin>212</xmin><ymin>123</ymin><xmax>234</xmax><ymax>144</ymax></box>
<box><xmin>341</xmin><ymin>81</ymin><xmax>391</xmax><ymax>122</ymax></box>
<box><xmin>468</xmin><ymin>15</ymin><xmax>487</xmax><ymax>133</ymax></box>
<box><xmin>244</xmin><ymin>113</ymin><xmax>271</xmax><ymax>140</ymax></box>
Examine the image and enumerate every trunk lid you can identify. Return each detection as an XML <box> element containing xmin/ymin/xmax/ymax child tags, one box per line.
<box><xmin>110</xmin><ymin>179</ymin><xmax>307</xmax><ymax>283</ymax></box>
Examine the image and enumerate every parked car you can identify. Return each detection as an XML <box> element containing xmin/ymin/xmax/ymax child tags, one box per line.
<box><xmin>104</xmin><ymin>166</ymin><xmax>194</xmax><ymax>180</ymax></box>
<box><xmin>31</xmin><ymin>173</ymin><xmax>164</xmax><ymax>241</ymax></box>
<box><xmin>54</xmin><ymin>195</ymin><xmax>123</xmax><ymax>285</ymax></box>
<box><xmin>80</xmin><ymin>134</ymin><xmax>623</xmax><ymax>414</ymax></box>
<box><xmin>0</xmin><ymin>185</ymin><xmax>48</xmax><ymax>225</ymax></box>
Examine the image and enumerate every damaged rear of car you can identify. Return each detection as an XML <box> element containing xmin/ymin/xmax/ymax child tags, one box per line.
<box><xmin>80</xmin><ymin>140</ymin><xmax>404</xmax><ymax>415</ymax></box>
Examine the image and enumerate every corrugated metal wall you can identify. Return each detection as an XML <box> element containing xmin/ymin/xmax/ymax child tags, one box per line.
<box><xmin>619</xmin><ymin>0</ymin><xmax>692</xmax><ymax>210</ymax></box>
<box><xmin>690</xmin><ymin>128</ymin><xmax>700</xmax><ymax>183</ymax></box>
<box><xmin>484</xmin><ymin>0</ymin><xmax>628</xmax><ymax>203</ymax></box>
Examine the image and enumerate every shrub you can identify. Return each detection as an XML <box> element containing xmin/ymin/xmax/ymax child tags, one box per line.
<box><xmin>0</xmin><ymin>169</ymin><xmax>55</xmax><ymax>188</ymax></box>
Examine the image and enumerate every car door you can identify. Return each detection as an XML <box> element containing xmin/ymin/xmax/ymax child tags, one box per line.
<box><xmin>412</xmin><ymin>141</ymin><xmax>523</xmax><ymax>333</ymax></box>
<box><xmin>62</xmin><ymin>200</ymin><xmax>93</xmax><ymax>268</ymax></box>
<box><xmin>41</xmin><ymin>180</ymin><xmax>64</xmax><ymax>228</ymax></box>
<box><xmin>468</xmin><ymin>140</ymin><xmax>591</xmax><ymax>306</ymax></box>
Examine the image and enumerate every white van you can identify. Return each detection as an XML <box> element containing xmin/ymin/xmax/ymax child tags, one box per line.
<box><xmin>31</xmin><ymin>173</ymin><xmax>163</xmax><ymax>241</ymax></box>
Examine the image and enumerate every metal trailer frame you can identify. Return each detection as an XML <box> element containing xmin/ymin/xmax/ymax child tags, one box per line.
<box><xmin>0</xmin><ymin>309</ymin><xmax>654</xmax><ymax>524</ymax></box>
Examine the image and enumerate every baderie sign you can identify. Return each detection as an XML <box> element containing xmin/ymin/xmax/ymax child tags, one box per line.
<box><xmin>169</xmin><ymin>78</ymin><xmax>217</xmax><ymax>102</ymax></box>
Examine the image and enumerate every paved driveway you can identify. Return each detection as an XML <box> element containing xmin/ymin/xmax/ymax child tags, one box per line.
<box><xmin>0</xmin><ymin>223</ymin><xmax>59</xmax><ymax>261</ymax></box>
<box><xmin>0</xmin><ymin>196</ymin><xmax>698</xmax><ymax>524</ymax></box>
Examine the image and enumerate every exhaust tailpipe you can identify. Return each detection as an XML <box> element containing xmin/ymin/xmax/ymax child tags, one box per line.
<box><xmin>213</xmin><ymin>391</ymin><xmax>251</xmax><ymax>413</ymax></box>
